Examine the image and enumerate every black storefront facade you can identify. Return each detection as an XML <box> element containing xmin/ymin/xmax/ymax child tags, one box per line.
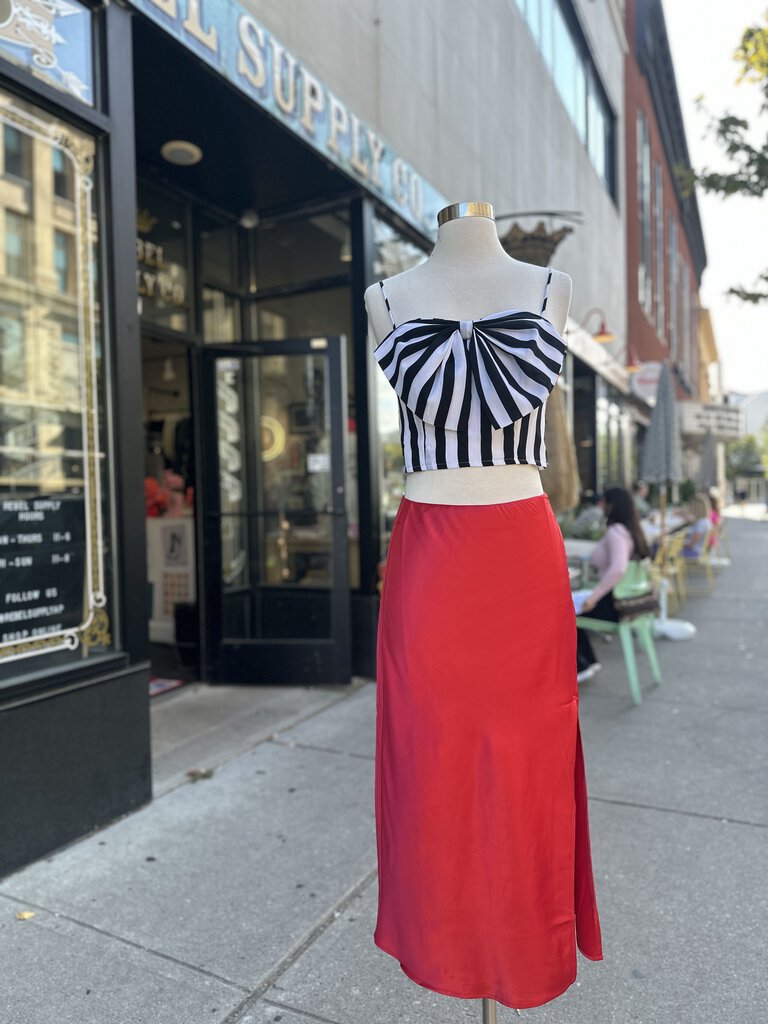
<box><xmin>0</xmin><ymin>0</ymin><xmax>446</xmax><ymax>875</ymax></box>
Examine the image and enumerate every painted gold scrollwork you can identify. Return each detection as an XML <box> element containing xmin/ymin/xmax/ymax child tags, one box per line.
<box><xmin>81</xmin><ymin>608</ymin><xmax>112</xmax><ymax>651</ymax></box>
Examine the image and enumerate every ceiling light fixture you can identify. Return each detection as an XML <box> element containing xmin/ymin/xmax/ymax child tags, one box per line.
<box><xmin>160</xmin><ymin>140</ymin><xmax>203</xmax><ymax>166</ymax></box>
<box><xmin>579</xmin><ymin>307</ymin><xmax>616</xmax><ymax>344</ymax></box>
<box><xmin>239</xmin><ymin>208</ymin><xmax>260</xmax><ymax>230</ymax></box>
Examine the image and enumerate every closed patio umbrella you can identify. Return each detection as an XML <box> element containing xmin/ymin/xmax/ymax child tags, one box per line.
<box><xmin>639</xmin><ymin>363</ymin><xmax>695</xmax><ymax>640</ymax></box>
<box><xmin>640</xmin><ymin>362</ymin><xmax>683</xmax><ymax>488</ymax></box>
<box><xmin>541</xmin><ymin>382</ymin><xmax>580</xmax><ymax>513</ymax></box>
<box><xmin>696</xmin><ymin>428</ymin><xmax>718</xmax><ymax>492</ymax></box>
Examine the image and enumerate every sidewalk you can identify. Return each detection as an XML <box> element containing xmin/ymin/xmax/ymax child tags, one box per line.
<box><xmin>2</xmin><ymin>516</ymin><xmax>766</xmax><ymax>1024</ymax></box>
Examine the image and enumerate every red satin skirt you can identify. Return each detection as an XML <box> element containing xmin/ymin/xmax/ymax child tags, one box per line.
<box><xmin>374</xmin><ymin>494</ymin><xmax>603</xmax><ymax>1009</ymax></box>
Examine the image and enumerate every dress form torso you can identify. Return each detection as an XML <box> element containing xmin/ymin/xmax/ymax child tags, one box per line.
<box><xmin>365</xmin><ymin>208</ymin><xmax>572</xmax><ymax>505</ymax></box>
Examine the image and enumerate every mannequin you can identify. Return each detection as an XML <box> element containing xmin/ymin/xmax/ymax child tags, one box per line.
<box><xmin>365</xmin><ymin>201</ymin><xmax>572</xmax><ymax>507</ymax></box>
<box><xmin>368</xmin><ymin>203</ymin><xmax>602</xmax><ymax>1016</ymax></box>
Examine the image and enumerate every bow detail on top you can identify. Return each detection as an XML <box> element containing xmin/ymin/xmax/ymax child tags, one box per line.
<box><xmin>375</xmin><ymin>309</ymin><xmax>567</xmax><ymax>431</ymax></box>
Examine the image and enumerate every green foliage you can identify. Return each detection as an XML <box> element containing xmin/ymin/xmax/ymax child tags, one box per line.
<box><xmin>726</xmin><ymin>434</ymin><xmax>765</xmax><ymax>479</ymax></box>
<box><xmin>692</xmin><ymin>11</ymin><xmax>768</xmax><ymax>304</ymax></box>
<box><xmin>679</xmin><ymin>478</ymin><xmax>697</xmax><ymax>503</ymax></box>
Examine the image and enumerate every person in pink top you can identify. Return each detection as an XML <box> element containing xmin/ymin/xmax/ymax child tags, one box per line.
<box><xmin>576</xmin><ymin>487</ymin><xmax>651</xmax><ymax>682</ymax></box>
<box><xmin>707</xmin><ymin>492</ymin><xmax>722</xmax><ymax>550</ymax></box>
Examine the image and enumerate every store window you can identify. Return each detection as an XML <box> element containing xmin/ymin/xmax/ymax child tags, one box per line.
<box><xmin>684</xmin><ymin>268</ymin><xmax>696</xmax><ymax>385</ymax></box>
<box><xmin>250</xmin><ymin>285</ymin><xmax>359</xmax><ymax>586</ymax></box>
<box><xmin>201</xmin><ymin>217</ymin><xmax>239</xmax><ymax>289</ymax></box>
<box><xmin>573</xmin><ymin>360</ymin><xmax>596</xmax><ymax>498</ymax></box>
<box><xmin>137</xmin><ymin>183</ymin><xmax>190</xmax><ymax>333</ymax></box>
<box><xmin>0</xmin><ymin>0</ymin><xmax>94</xmax><ymax>105</ymax></box>
<box><xmin>372</xmin><ymin>216</ymin><xmax>428</xmax><ymax>554</ymax></box>
<box><xmin>201</xmin><ymin>215</ymin><xmax>241</xmax><ymax>344</ymax></box>
<box><xmin>515</xmin><ymin>0</ymin><xmax>616</xmax><ymax>196</ymax></box>
<box><xmin>668</xmin><ymin>215</ymin><xmax>678</xmax><ymax>356</ymax></box>
<box><xmin>0</xmin><ymin>93</ymin><xmax>112</xmax><ymax>674</ymax></box>
<box><xmin>654</xmin><ymin>163</ymin><xmax>665</xmax><ymax>336</ymax></box>
<box><xmin>203</xmin><ymin>288</ymin><xmax>241</xmax><ymax>343</ymax></box>
<box><xmin>595</xmin><ymin>381</ymin><xmax>628</xmax><ymax>490</ymax></box>
<box><xmin>251</xmin><ymin>209</ymin><xmax>351</xmax><ymax>292</ymax></box>
<box><xmin>637</xmin><ymin>111</ymin><xmax>652</xmax><ymax>316</ymax></box>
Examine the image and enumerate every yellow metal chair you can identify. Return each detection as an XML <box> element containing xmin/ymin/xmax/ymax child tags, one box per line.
<box><xmin>650</xmin><ymin>531</ymin><xmax>687</xmax><ymax>612</ymax></box>
<box><xmin>681</xmin><ymin>525</ymin><xmax>715</xmax><ymax>596</ymax></box>
<box><xmin>710</xmin><ymin>518</ymin><xmax>732</xmax><ymax>568</ymax></box>
<box><xmin>576</xmin><ymin>560</ymin><xmax>662</xmax><ymax>706</ymax></box>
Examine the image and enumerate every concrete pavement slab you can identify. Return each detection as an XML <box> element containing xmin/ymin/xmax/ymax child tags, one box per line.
<box><xmin>577</xmin><ymin>693</ymin><xmax>768</xmax><ymax>825</ymax></box>
<box><xmin>0</xmin><ymin>894</ymin><xmax>246</xmax><ymax>1024</ymax></box>
<box><xmin>233</xmin><ymin>1005</ymin><xmax>348</xmax><ymax>1024</ymax></box>
<box><xmin>274</xmin><ymin>683</ymin><xmax>376</xmax><ymax>759</ymax></box>
<box><xmin>0</xmin><ymin>737</ymin><xmax>377</xmax><ymax>991</ymax></box>
<box><xmin>246</xmin><ymin>802</ymin><xmax>766</xmax><ymax>1024</ymax></box>
<box><xmin>578</xmin><ymin>516</ymin><xmax>768</xmax><ymax>713</ymax></box>
<box><xmin>151</xmin><ymin>683</ymin><xmax>351</xmax><ymax>795</ymax></box>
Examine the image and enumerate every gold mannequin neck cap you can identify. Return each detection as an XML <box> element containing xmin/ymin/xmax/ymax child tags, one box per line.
<box><xmin>437</xmin><ymin>202</ymin><xmax>495</xmax><ymax>226</ymax></box>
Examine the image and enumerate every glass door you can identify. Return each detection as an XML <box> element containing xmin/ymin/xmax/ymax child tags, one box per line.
<box><xmin>199</xmin><ymin>337</ymin><xmax>350</xmax><ymax>685</ymax></box>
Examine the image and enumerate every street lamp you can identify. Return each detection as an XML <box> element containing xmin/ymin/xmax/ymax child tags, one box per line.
<box><xmin>626</xmin><ymin>342</ymin><xmax>642</xmax><ymax>374</ymax></box>
<box><xmin>579</xmin><ymin>307</ymin><xmax>616</xmax><ymax>344</ymax></box>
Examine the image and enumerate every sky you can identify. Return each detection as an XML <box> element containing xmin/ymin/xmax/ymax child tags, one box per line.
<box><xmin>661</xmin><ymin>0</ymin><xmax>767</xmax><ymax>396</ymax></box>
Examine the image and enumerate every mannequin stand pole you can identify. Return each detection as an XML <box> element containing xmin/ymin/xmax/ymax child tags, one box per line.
<box><xmin>482</xmin><ymin>998</ymin><xmax>521</xmax><ymax>1019</ymax></box>
<box><xmin>482</xmin><ymin>998</ymin><xmax>497</xmax><ymax>1023</ymax></box>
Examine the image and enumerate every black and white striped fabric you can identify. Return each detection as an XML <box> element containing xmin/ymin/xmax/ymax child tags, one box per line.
<box><xmin>375</xmin><ymin>269</ymin><xmax>567</xmax><ymax>472</ymax></box>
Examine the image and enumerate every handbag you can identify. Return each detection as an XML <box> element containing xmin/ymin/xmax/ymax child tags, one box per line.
<box><xmin>612</xmin><ymin>589</ymin><xmax>659</xmax><ymax>619</ymax></box>
<box><xmin>612</xmin><ymin>558</ymin><xmax>659</xmax><ymax>619</ymax></box>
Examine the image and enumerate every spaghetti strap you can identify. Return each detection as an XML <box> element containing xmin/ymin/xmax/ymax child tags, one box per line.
<box><xmin>379</xmin><ymin>280</ymin><xmax>397</xmax><ymax>329</ymax></box>
<box><xmin>540</xmin><ymin>267</ymin><xmax>553</xmax><ymax>315</ymax></box>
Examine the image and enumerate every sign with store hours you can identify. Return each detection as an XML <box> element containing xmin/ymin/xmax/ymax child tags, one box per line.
<box><xmin>679</xmin><ymin>402</ymin><xmax>745</xmax><ymax>440</ymax></box>
<box><xmin>0</xmin><ymin>497</ymin><xmax>87</xmax><ymax>646</ymax></box>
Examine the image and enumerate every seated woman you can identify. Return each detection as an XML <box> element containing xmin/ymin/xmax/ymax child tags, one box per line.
<box><xmin>576</xmin><ymin>486</ymin><xmax>651</xmax><ymax>683</ymax></box>
<box><xmin>682</xmin><ymin>494</ymin><xmax>711</xmax><ymax>558</ymax></box>
<box><xmin>707</xmin><ymin>492</ymin><xmax>722</xmax><ymax>551</ymax></box>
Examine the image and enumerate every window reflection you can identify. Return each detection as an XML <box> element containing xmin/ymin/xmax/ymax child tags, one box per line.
<box><xmin>203</xmin><ymin>288</ymin><xmax>241</xmax><ymax>343</ymax></box>
<box><xmin>250</xmin><ymin>286</ymin><xmax>359</xmax><ymax>587</ymax></box>
<box><xmin>201</xmin><ymin>215</ymin><xmax>239</xmax><ymax>288</ymax></box>
<box><xmin>53</xmin><ymin>148</ymin><xmax>75</xmax><ymax>202</ymax></box>
<box><xmin>54</xmin><ymin>230</ymin><xmax>75</xmax><ymax>294</ymax></box>
<box><xmin>3</xmin><ymin>125</ymin><xmax>31</xmax><ymax>180</ymax></box>
<box><xmin>4</xmin><ymin>211</ymin><xmax>29</xmax><ymax>280</ymax></box>
<box><xmin>137</xmin><ymin>183</ymin><xmax>190</xmax><ymax>333</ymax></box>
<box><xmin>252</xmin><ymin>209</ymin><xmax>351</xmax><ymax>291</ymax></box>
<box><xmin>372</xmin><ymin>216</ymin><xmax>427</xmax><ymax>555</ymax></box>
<box><xmin>0</xmin><ymin>92</ymin><xmax>111</xmax><ymax>669</ymax></box>
<box><xmin>515</xmin><ymin>0</ymin><xmax>615</xmax><ymax>195</ymax></box>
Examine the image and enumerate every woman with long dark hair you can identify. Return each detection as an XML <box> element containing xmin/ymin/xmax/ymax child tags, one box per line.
<box><xmin>576</xmin><ymin>486</ymin><xmax>650</xmax><ymax>682</ymax></box>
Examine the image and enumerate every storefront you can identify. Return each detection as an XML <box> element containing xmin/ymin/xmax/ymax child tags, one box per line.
<box><xmin>0</xmin><ymin>0</ymin><xmax>443</xmax><ymax>875</ymax></box>
<box><xmin>565</xmin><ymin>332</ymin><xmax>650</xmax><ymax>499</ymax></box>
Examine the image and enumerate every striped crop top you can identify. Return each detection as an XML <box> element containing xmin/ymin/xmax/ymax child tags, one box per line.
<box><xmin>374</xmin><ymin>267</ymin><xmax>567</xmax><ymax>473</ymax></box>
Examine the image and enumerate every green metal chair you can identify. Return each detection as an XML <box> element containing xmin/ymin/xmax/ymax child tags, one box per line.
<box><xmin>575</xmin><ymin>560</ymin><xmax>662</xmax><ymax>706</ymax></box>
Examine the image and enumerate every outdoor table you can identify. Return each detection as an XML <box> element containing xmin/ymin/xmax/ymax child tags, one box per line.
<box><xmin>641</xmin><ymin>512</ymin><xmax>688</xmax><ymax>542</ymax></box>
<box><xmin>563</xmin><ymin>538</ymin><xmax>598</xmax><ymax>590</ymax></box>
